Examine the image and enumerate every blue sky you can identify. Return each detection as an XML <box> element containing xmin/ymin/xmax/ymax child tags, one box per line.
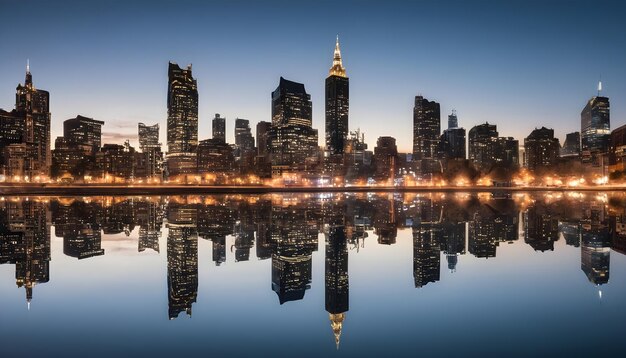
<box><xmin>0</xmin><ymin>0</ymin><xmax>624</xmax><ymax>152</ymax></box>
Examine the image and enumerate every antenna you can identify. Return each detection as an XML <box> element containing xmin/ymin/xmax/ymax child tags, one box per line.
<box><xmin>598</xmin><ymin>77</ymin><xmax>602</xmax><ymax>96</ymax></box>
<box><xmin>26</xmin><ymin>59</ymin><xmax>30</xmax><ymax>73</ymax></box>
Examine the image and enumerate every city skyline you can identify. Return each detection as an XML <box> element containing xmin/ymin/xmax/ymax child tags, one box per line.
<box><xmin>1</xmin><ymin>1</ymin><xmax>625</xmax><ymax>153</ymax></box>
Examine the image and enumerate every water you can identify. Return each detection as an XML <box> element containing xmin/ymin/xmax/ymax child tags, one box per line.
<box><xmin>1</xmin><ymin>192</ymin><xmax>625</xmax><ymax>357</ymax></box>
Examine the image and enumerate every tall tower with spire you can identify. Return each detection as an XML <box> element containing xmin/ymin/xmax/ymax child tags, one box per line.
<box><xmin>14</xmin><ymin>60</ymin><xmax>51</xmax><ymax>177</ymax></box>
<box><xmin>581</xmin><ymin>81</ymin><xmax>610</xmax><ymax>171</ymax></box>
<box><xmin>325</xmin><ymin>36</ymin><xmax>349</xmax><ymax>175</ymax></box>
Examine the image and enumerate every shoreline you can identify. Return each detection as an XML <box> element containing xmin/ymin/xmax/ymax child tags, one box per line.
<box><xmin>1</xmin><ymin>184</ymin><xmax>625</xmax><ymax>196</ymax></box>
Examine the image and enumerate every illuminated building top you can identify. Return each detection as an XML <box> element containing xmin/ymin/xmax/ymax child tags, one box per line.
<box><xmin>328</xmin><ymin>36</ymin><xmax>347</xmax><ymax>78</ymax></box>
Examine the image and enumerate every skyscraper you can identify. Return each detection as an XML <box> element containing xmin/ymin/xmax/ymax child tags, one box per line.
<box><xmin>166</xmin><ymin>62</ymin><xmax>198</xmax><ymax>177</ymax></box>
<box><xmin>524</xmin><ymin>127</ymin><xmax>560</xmax><ymax>172</ymax></box>
<box><xmin>65</xmin><ymin>115</ymin><xmax>104</xmax><ymax>154</ymax></box>
<box><xmin>269</xmin><ymin>77</ymin><xmax>319</xmax><ymax>177</ymax></box>
<box><xmin>325</xmin><ymin>221</ymin><xmax>349</xmax><ymax>349</ymax></box>
<box><xmin>14</xmin><ymin>62</ymin><xmax>51</xmax><ymax>177</ymax></box>
<box><xmin>581</xmin><ymin>86</ymin><xmax>610</xmax><ymax>170</ymax></box>
<box><xmin>137</xmin><ymin>123</ymin><xmax>163</xmax><ymax>180</ymax></box>
<box><xmin>325</xmin><ymin>36</ymin><xmax>349</xmax><ymax>174</ymax></box>
<box><xmin>448</xmin><ymin>109</ymin><xmax>458</xmax><ymax>129</ymax></box>
<box><xmin>373</xmin><ymin>136</ymin><xmax>398</xmax><ymax>181</ymax></box>
<box><xmin>561</xmin><ymin>131</ymin><xmax>581</xmax><ymax>158</ymax></box>
<box><xmin>212</xmin><ymin>113</ymin><xmax>226</xmax><ymax>143</ymax></box>
<box><xmin>138</xmin><ymin>123</ymin><xmax>160</xmax><ymax>151</ymax></box>
<box><xmin>413</xmin><ymin>96</ymin><xmax>441</xmax><ymax>161</ymax></box>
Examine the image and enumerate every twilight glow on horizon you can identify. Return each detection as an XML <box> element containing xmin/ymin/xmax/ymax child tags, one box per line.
<box><xmin>0</xmin><ymin>0</ymin><xmax>625</xmax><ymax>152</ymax></box>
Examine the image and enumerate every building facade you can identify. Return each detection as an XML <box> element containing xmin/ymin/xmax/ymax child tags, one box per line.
<box><xmin>524</xmin><ymin>127</ymin><xmax>560</xmax><ymax>172</ymax></box>
<box><xmin>325</xmin><ymin>36</ymin><xmax>349</xmax><ymax>174</ymax></box>
<box><xmin>166</xmin><ymin>62</ymin><xmax>198</xmax><ymax>177</ymax></box>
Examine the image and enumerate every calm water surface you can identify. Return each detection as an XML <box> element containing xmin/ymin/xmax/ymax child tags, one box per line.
<box><xmin>1</xmin><ymin>192</ymin><xmax>625</xmax><ymax>357</ymax></box>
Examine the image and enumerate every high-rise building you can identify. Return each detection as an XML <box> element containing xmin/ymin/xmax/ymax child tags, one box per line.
<box><xmin>413</xmin><ymin>96</ymin><xmax>441</xmax><ymax>161</ymax></box>
<box><xmin>561</xmin><ymin>131</ymin><xmax>581</xmax><ymax>158</ymax></box>
<box><xmin>166</xmin><ymin>62</ymin><xmax>198</xmax><ymax>177</ymax></box>
<box><xmin>197</xmin><ymin>138</ymin><xmax>235</xmax><ymax>174</ymax></box>
<box><xmin>0</xmin><ymin>63</ymin><xmax>51</xmax><ymax>179</ymax></box>
<box><xmin>468</xmin><ymin>123</ymin><xmax>519</xmax><ymax>172</ymax></box>
<box><xmin>325</xmin><ymin>36</ymin><xmax>349</xmax><ymax>174</ymax></box>
<box><xmin>609</xmin><ymin>124</ymin><xmax>626</xmax><ymax>178</ymax></box>
<box><xmin>269</xmin><ymin>77</ymin><xmax>319</xmax><ymax>176</ymax></box>
<box><xmin>256</xmin><ymin>121</ymin><xmax>272</xmax><ymax>177</ymax></box>
<box><xmin>581</xmin><ymin>89</ymin><xmax>610</xmax><ymax>170</ymax></box>
<box><xmin>137</xmin><ymin>123</ymin><xmax>163</xmax><ymax>180</ymax></box>
<box><xmin>524</xmin><ymin>127</ymin><xmax>560</xmax><ymax>172</ymax></box>
<box><xmin>138</xmin><ymin>123</ymin><xmax>160</xmax><ymax>151</ymax></box>
<box><xmin>440</xmin><ymin>127</ymin><xmax>466</xmax><ymax>161</ymax></box>
<box><xmin>212</xmin><ymin>113</ymin><xmax>226</xmax><ymax>143</ymax></box>
<box><xmin>235</xmin><ymin>118</ymin><xmax>255</xmax><ymax>153</ymax></box>
<box><xmin>373</xmin><ymin>136</ymin><xmax>398</xmax><ymax>181</ymax></box>
<box><xmin>448</xmin><ymin>110</ymin><xmax>458</xmax><ymax>129</ymax></box>
<box><xmin>64</xmin><ymin>115</ymin><xmax>104</xmax><ymax>154</ymax></box>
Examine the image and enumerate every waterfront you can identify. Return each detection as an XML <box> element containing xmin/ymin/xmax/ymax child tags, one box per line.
<box><xmin>1</xmin><ymin>192</ymin><xmax>625</xmax><ymax>357</ymax></box>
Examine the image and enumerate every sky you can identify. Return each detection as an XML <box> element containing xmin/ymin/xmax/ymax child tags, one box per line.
<box><xmin>0</xmin><ymin>0</ymin><xmax>625</xmax><ymax>152</ymax></box>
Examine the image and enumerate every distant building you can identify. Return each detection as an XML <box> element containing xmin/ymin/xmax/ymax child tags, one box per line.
<box><xmin>137</xmin><ymin>123</ymin><xmax>163</xmax><ymax>180</ymax></box>
<box><xmin>269</xmin><ymin>77</ymin><xmax>319</xmax><ymax>177</ymax></box>
<box><xmin>96</xmin><ymin>142</ymin><xmax>135</xmax><ymax>180</ymax></box>
<box><xmin>197</xmin><ymin>138</ymin><xmax>235</xmax><ymax>174</ymax></box>
<box><xmin>344</xmin><ymin>129</ymin><xmax>372</xmax><ymax>181</ymax></box>
<box><xmin>581</xmin><ymin>92</ymin><xmax>610</xmax><ymax>172</ymax></box>
<box><xmin>412</xmin><ymin>96</ymin><xmax>441</xmax><ymax>162</ymax></box>
<box><xmin>439</xmin><ymin>127</ymin><xmax>466</xmax><ymax>161</ymax></box>
<box><xmin>325</xmin><ymin>36</ymin><xmax>349</xmax><ymax>175</ymax></box>
<box><xmin>0</xmin><ymin>63</ymin><xmax>51</xmax><ymax>178</ymax></box>
<box><xmin>166</xmin><ymin>62</ymin><xmax>198</xmax><ymax>177</ymax></box>
<box><xmin>609</xmin><ymin>124</ymin><xmax>626</xmax><ymax>178</ymax></box>
<box><xmin>256</xmin><ymin>121</ymin><xmax>272</xmax><ymax>177</ymax></box>
<box><xmin>448</xmin><ymin>110</ymin><xmax>458</xmax><ymax>129</ymax></box>
<box><xmin>234</xmin><ymin>118</ymin><xmax>255</xmax><ymax>172</ymax></box>
<box><xmin>524</xmin><ymin>127</ymin><xmax>560</xmax><ymax>172</ymax></box>
<box><xmin>561</xmin><ymin>131</ymin><xmax>581</xmax><ymax>158</ymax></box>
<box><xmin>64</xmin><ymin>115</ymin><xmax>104</xmax><ymax>154</ymax></box>
<box><xmin>212</xmin><ymin>113</ymin><xmax>226</xmax><ymax>143</ymax></box>
<box><xmin>468</xmin><ymin>123</ymin><xmax>519</xmax><ymax>172</ymax></box>
<box><xmin>373</xmin><ymin>136</ymin><xmax>398</xmax><ymax>181</ymax></box>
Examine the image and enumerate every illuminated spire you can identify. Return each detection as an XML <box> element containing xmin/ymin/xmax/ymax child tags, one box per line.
<box><xmin>25</xmin><ymin>59</ymin><xmax>33</xmax><ymax>87</ymax></box>
<box><xmin>329</xmin><ymin>312</ymin><xmax>346</xmax><ymax>350</ymax></box>
<box><xmin>329</xmin><ymin>35</ymin><xmax>347</xmax><ymax>78</ymax></box>
<box><xmin>598</xmin><ymin>79</ymin><xmax>602</xmax><ymax>96</ymax></box>
<box><xmin>26</xmin><ymin>59</ymin><xmax>30</xmax><ymax>74</ymax></box>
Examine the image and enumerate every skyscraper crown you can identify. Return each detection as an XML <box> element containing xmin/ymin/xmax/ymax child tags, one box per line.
<box><xmin>329</xmin><ymin>36</ymin><xmax>347</xmax><ymax>78</ymax></box>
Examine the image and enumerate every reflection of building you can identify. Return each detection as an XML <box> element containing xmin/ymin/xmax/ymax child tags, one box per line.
<box><xmin>166</xmin><ymin>62</ymin><xmax>198</xmax><ymax>176</ymax></box>
<box><xmin>137</xmin><ymin>200</ymin><xmax>163</xmax><ymax>253</ymax></box>
<box><xmin>325</xmin><ymin>222</ymin><xmax>349</xmax><ymax>349</ymax></box>
<box><xmin>441</xmin><ymin>222</ymin><xmax>466</xmax><ymax>271</ymax></box>
<box><xmin>523</xmin><ymin>206</ymin><xmax>559</xmax><ymax>252</ymax></box>
<box><xmin>270</xmin><ymin>202</ymin><xmax>318</xmax><ymax>304</ymax></box>
<box><xmin>412</xmin><ymin>199</ymin><xmax>442</xmax><ymax>287</ymax></box>
<box><xmin>325</xmin><ymin>36</ymin><xmax>349</xmax><ymax>175</ymax></box>
<box><xmin>167</xmin><ymin>202</ymin><xmax>198</xmax><ymax>319</ymax></box>
<box><xmin>52</xmin><ymin>199</ymin><xmax>105</xmax><ymax>260</ymax></box>
<box><xmin>469</xmin><ymin>205</ymin><xmax>518</xmax><ymax>258</ymax></box>
<box><xmin>0</xmin><ymin>200</ymin><xmax>50</xmax><ymax>306</ymax></box>
<box><xmin>580</xmin><ymin>201</ymin><xmax>610</xmax><ymax>285</ymax></box>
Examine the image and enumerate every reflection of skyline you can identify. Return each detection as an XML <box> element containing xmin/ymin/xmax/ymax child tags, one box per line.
<box><xmin>1</xmin><ymin>192</ymin><xmax>626</xmax><ymax>317</ymax></box>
